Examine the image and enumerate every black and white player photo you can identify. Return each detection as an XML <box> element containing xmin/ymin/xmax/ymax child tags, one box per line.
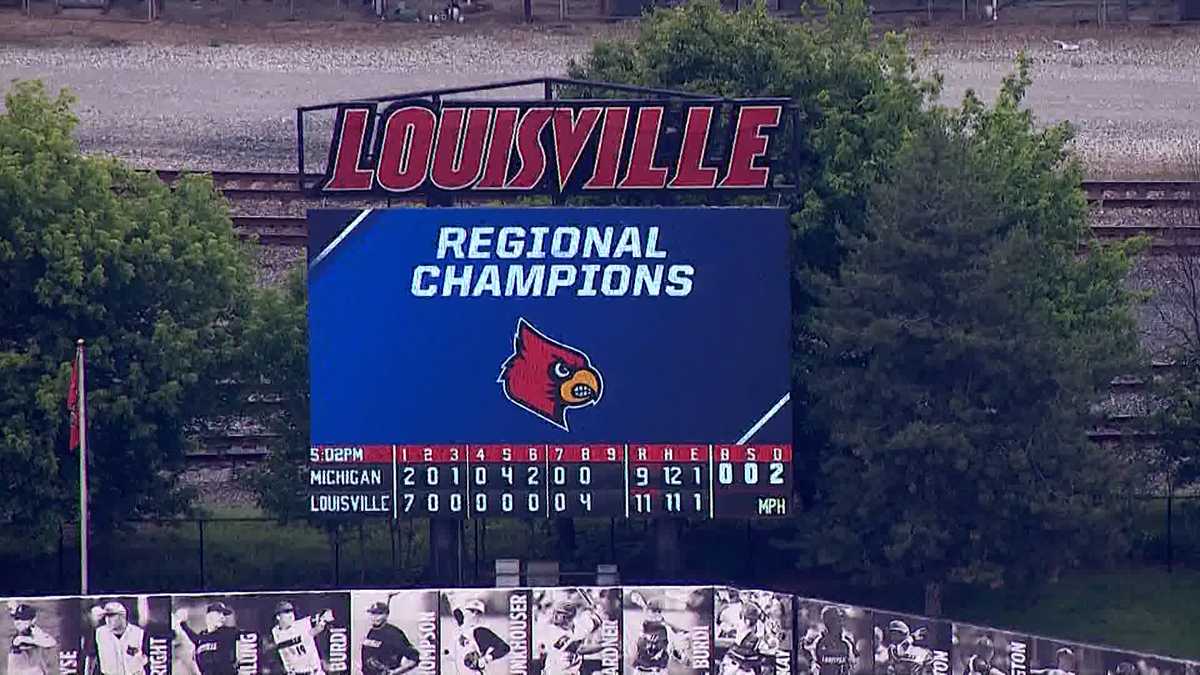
<box><xmin>350</xmin><ymin>591</ymin><xmax>437</xmax><ymax>675</ymax></box>
<box><xmin>951</xmin><ymin>624</ymin><xmax>1029</xmax><ymax>675</ymax></box>
<box><xmin>173</xmin><ymin>593</ymin><xmax>348</xmax><ymax>675</ymax></box>
<box><xmin>264</xmin><ymin>595</ymin><xmax>348</xmax><ymax>675</ymax></box>
<box><xmin>172</xmin><ymin>597</ymin><xmax>249</xmax><ymax>675</ymax></box>
<box><xmin>1029</xmin><ymin>640</ymin><xmax>1089</xmax><ymax>675</ymax></box>
<box><xmin>3</xmin><ymin>598</ymin><xmax>81</xmax><ymax>675</ymax></box>
<box><xmin>621</xmin><ymin>587</ymin><xmax>713</xmax><ymax>675</ymax></box>
<box><xmin>1092</xmin><ymin>650</ymin><xmax>1198</xmax><ymax>675</ymax></box>
<box><xmin>871</xmin><ymin>612</ymin><xmax>950</xmax><ymax>675</ymax></box>
<box><xmin>796</xmin><ymin>601</ymin><xmax>871</xmax><ymax>675</ymax></box>
<box><xmin>531</xmin><ymin>588</ymin><xmax>621</xmax><ymax>675</ymax></box>
<box><xmin>82</xmin><ymin>597</ymin><xmax>172</xmax><ymax>675</ymax></box>
<box><xmin>438</xmin><ymin>591</ymin><xmax>523</xmax><ymax>675</ymax></box>
<box><xmin>714</xmin><ymin>588</ymin><xmax>792</xmax><ymax>675</ymax></box>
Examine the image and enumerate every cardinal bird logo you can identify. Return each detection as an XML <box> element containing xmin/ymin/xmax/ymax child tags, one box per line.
<box><xmin>498</xmin><ymin>318</ymin><xmax>603</xmax><ymax>430</ymax></box>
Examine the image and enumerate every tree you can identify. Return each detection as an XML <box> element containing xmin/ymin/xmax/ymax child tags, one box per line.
<box><xmin>239</xmin><ymin>267</ymin><xmax>312</xmax><ymax>520</ymax></box>
<box><xmin>807</xmin><ymin>74</ymin><xmax>1145</xmax><ymax>612</ymax></box>
<box><xmin>570</xmin><ymin>0</ymin><xmax>939</xmax><ymax>501</ymax></box>
<box><xmin>0</xmin><ymin>80</ymin><xmax>257</xmax><ymax>534</ymax></box>
<box><xmin>1139</xmin><ymin>141</ymin><xmax>1200</xmax><ymax>569</ymax></box>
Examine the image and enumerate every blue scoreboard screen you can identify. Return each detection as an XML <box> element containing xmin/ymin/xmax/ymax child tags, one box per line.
<box><xmin>306</xmin><ymin>207</ymin><xmax>792</xmax><ymax>518</ymax></box>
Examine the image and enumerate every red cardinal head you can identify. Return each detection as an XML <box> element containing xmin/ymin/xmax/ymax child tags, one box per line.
<box><xmin>498</xmin><ymin>318</ymin><xmax>602</xmax><ymax>430</ymax></box>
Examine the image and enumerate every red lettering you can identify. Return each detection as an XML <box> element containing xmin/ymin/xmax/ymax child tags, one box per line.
<box><xmin>619</xmin><ymin>107</ymin><xmax>669</xmax><ymax>189</ymax></box>
<box><xmin>478</xmin><ymin>108</ymin><xmax>519</xmax><ymax>189</ymax></box>
<box><xmin>430</xmin><ymin>108</ymin><xmax>491</xmax><ymax>190</ymax></box>
<box><xmin>720</xmin><ymin>105</ymin><xmax>780</xmax><ymax>189</ymax></box>
<box><xmin>507</xmin><ymin>107</ymin><xmax>554</xmax><ymax>190</ymax></box>
<box><xmin>552</xmin><ymin>107</ymin><xmax>602</xmax><ymax>191</ymax></box>
<box><xmin>584</xmin><ymin>107</ymin><xmax>629</xmax><ymax>190</ymax></box>
<box><xmin>668</xmin><ymin>106</ymin><xmax>719</xmax><ymax>189</ymax></box>
<box><xmin>376</xmin><ymin>106</ymin><xmax>436</xmax><ymax>192</ymax></box>
<box><xmin>323</xmin><ymin>107</ymin><xmax>375</xmax><ymax>191</ymax></box>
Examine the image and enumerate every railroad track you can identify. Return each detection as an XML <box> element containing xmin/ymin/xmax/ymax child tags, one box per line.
<box><xmin>159</xmin><ymin>169</ymin><xmax>1200</xmax><ymax>209</ymax></box>
<box><xmin>149</xmin><ymin>170</ymin><xmax>1200</xmax><ymax>247</ymax></box>
<box><xmin>233</xmin><ymin>217</ymin><xmax>1200</xmax><ymax>250</ymax></box>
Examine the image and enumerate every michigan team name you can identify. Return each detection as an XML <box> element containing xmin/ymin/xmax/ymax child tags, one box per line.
<box><xmin>319</xmin><ymin>102</ymin><xmax>783</xmax><ymax>196</ymax></box>
<box><xmin>411</xmin><ymin>226</ymin><xmax>693</xmax><ymax>298</ymax></box>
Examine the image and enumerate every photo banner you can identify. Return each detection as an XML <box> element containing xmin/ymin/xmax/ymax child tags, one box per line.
<box><xmin>714</xmin><ymin>588</ymin><xmax>793</xmax><ymax>675</ymax></box>
<box><xmin>350</xmin><ymin>590</ymin><xmax>439</xmax><ymax>675</ymax></box>
<box><xmin>950</xmin><ymin>623</ymin><xmax>1033</xmax><ymax>675</ymax></box>
<box><xmin>81</xmin><ymin>596</ymin><xmax>173</xmax><ymax>675</ymax></box>
<box><xmin>871</xmin><ymin>611</ymin><xmax>950</xmax><ymax>675</ymax></box>
<box><xmin>170</xmin><ymin>592</ymin><xmax>349</xmax><ymax>675</ymax></box>
<box><xmin>2</xmin><ymin>597</ymin><xmax>82</xmax><ymax>675</ymax></box>
<box><xmin>795</xmin><ymin>600</ymin><xmax>873</xmax><ymax>675</ymax></box>
<box><xmin>622</xmin><ymin>587</ymin><xmax>713</xmax><ymax>675</ymax></box>
<box><xmin>3</xmin><ymin>587</ymin><xmax>1196</xmax><ymax>675</ymax></box>
<box><xmin>530</xmin><ymin>588</ymin><xmax>622</xmax><ymax>675</ymax></box>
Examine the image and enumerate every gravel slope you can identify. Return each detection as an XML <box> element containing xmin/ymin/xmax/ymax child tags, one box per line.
<box><xmin>0</xmin><ymin>27</ymin><xmax>1198</xmax><ymax>175</ymax></box>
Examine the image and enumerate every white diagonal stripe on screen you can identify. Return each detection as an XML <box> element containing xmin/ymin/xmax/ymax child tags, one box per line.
<box><xmin>736</xmin><ymin>391</ymin><xmax>791</xmax><ymax>444</ymax></box>
<box><xmin>309</xmin><ymin>208</ymin><xmax>374</xmax><ymax>271</ymax></box>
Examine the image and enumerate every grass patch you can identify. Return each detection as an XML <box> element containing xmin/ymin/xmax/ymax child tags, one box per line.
<box><xmin>946</xmin><ymin>567</ymin><xmax>1200</xmax><ymax>660</ymax></box>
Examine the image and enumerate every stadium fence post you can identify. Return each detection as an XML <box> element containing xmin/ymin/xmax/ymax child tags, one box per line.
<box><xmin>198</xmin><ymin>519</ymin><xmax>206</xmax><ymax>589</ymax></box>
<box><xmin>1167</xmin><ymin>492</ymin><xmax>1174</xmax><ymax>572</ymax></box>
<box><xmin>58</xmin><ymin>522</ymin><xmax>65</xmax><ymax>591</ymax></box>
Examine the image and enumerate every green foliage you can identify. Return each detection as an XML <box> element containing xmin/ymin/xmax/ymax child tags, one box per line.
<box><xmin>572</xmin><ymin>1</ymin><xmax>1144</xmax><ymax>592</ymax></box>
<box><xmin>0</xmin><ymin>80</ymin><xmax>257</xmax><ymax>533</ymax></box>
<box><xmin>239</xmin><ymin>266</ymin><xmax>313</xmax><ymax>520</ymax></box>
<box><xmin>805</xmin><ymin>84</ymin><xmax>1144</xmax><ymax>590</ymax></box>
<box><xmin>570</xmin><ymin>0</ymin><xmax>941</xmax><ymax>495</ymax></box>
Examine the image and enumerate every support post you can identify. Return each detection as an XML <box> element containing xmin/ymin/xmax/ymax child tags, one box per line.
<box><xmin>198</xmin><ymin>519</ymin><xmax>207</xmax><ymax>589</ymax></box>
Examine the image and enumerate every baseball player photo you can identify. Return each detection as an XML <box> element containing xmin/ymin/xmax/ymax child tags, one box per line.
<box><xmin>172</xmin><ymin>593</ymin><xmax>348</xmax><ymax>675</ymax></box>
<box><xmin>870</xmin><ymin>613</ymin><xmax>950</xmax><ymax>675</ymax></box>
<box><xmin>1030</xmin><ymin>640</ymin><xmax>1089</xmax><ymax>675</ymax></box>
<box><xmin>714</xmin><ymin>589</ymin><xmax>792</xmax><ymax>675</ymax></box>
<box><xmin>531</xmin><ymin>589</ymin><xmax>621</xmax><ymax>675</ymax></box>
<box><xmin>266</xmin><ymin>598</ymin><xmax>345</xmax><ymax>675</ymax></box>
<box><xmin>950</xmin><ymin>624</ymin><xmax>1029</xmax><ymax>675</ymax></box>
<box><xmin>437</xmin><ymin>591</ymin><xmax>521</xmax><ymax>675</ymax></box>
<box><xmin>82</xmin><ymin>597</ymin><xmax>172</xmax><ymax>675</ymax></box>
<box><xmin>349</xmin><ymin>591</ymin><xmax>437</xmax><ymax>675</ymax></box>
<box><xmin>796</xmin><ymin>601</ymin><xmax>871</xmax><ymax>675</ymax></box>
<box><xmin>622</xmin><ymin>587</ymin><xmax>713</xmax><ymax>675</ymax></box>
<box><xmin>3</xmin><ymin>598</ymin><xmax>81</xmax><ymax>675</ymax></box>
<box><xmin>171</xmin><ymin>599</ymin><xmax>246</xmax><ymax>675</ymax></box>
<box><xmin>1094</xmin><ymin>650</ymin><xmax>1198</xmax><ymax>675</ymax></box>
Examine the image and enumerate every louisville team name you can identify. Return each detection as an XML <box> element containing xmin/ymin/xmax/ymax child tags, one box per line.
<box><xmin>320</xmin><ymin>102</ymin><xmax>783</xmax><ymax>196</ymax></box>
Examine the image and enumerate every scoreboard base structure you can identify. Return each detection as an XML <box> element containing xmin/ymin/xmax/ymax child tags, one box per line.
<box><xmin>5</xmin><ymin>585</ymin><xmax>1195</xmax><ymax>675</ymax></box>
<box><xmin>307</xmin><ymin>443</ymin><xmax>794</xmax><ymax>519</ymax></box>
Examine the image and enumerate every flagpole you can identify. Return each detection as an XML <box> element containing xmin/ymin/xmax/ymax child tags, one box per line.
<box><xmin>77</xmin><ymin>338</ymin><xmax>88</xmax><ymax>595</ymax></box>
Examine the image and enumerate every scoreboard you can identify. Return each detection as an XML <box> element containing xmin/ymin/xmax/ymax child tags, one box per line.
<box><xmin>306</xmin><ymin>443</ymin><xmax>792</xmax><ymax>519</ymax></box>
<box><xmin>306</xmin><ymin>206</ymin><xmax>795</xmax><ymax>522</ymax></box>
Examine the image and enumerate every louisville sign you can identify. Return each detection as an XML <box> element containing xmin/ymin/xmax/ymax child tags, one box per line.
<box><xmin>318</xmin><ymin>100</ymin><xmax>788</xmax><ymax>197</ymax></box>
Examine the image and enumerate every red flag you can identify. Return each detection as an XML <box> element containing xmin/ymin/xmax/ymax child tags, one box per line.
<box><xmin>68</xmin><ymin>351</ymin><xmax>80</xmax><ymax>450</ymax></box>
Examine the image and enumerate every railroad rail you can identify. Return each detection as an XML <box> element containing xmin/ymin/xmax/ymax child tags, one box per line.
<box><xmin>233</xmin><ymin>216</ymin><xmax>1200</xmax><ymax>250</ymax></box>
<box><xmin>156</xmin><ymin>170</ymin><xmax>1200</xmax><ymax>210</ymax></box>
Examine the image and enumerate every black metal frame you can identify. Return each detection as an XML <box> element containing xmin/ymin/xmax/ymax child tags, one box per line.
<box><xmin>295</xmin><ymin>76</ymin><xmax>802</xmax><ymax>200</ymax></box>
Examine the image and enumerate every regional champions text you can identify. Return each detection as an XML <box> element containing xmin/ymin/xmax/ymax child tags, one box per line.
<box><xmin>409</xmin><ymin>225</ymin><xmax>695</xmax><ymax>298</ymax></box>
